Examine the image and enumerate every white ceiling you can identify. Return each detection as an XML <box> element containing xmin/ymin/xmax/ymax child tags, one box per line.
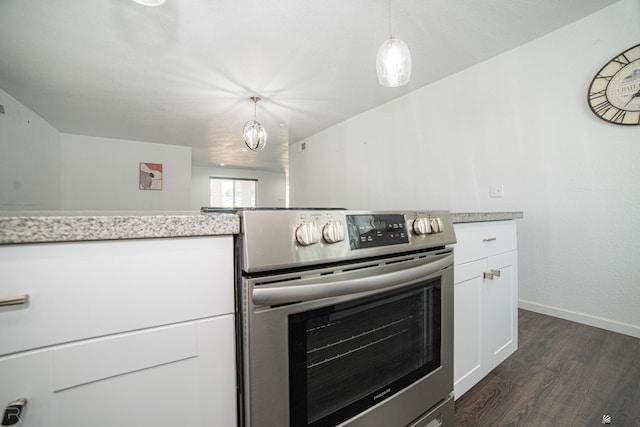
<box><xmin>0</xmin><ymin>0</ymin><xmax>617</xmax><ymax>174</ymax></box>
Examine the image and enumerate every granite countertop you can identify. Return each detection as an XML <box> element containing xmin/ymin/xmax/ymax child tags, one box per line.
<box><xmin>0</xmin><ymin>212</ymin><xmax>239</xmax><ymax>245</ymax></box>
<box><xmin>0</xmin><ymin>210</ymin><xmax>522</xmax><ymax>245</ymax></box>
<box><xmin>451</xmin><ymin>211</ymin><xmax>523</xmax><ymax>223</ymax></box>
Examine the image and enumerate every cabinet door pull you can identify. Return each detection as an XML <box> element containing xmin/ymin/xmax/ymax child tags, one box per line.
<box><xmin>0</xmin><ymin>294</ymin><xmax>29</xmax><ymax>307</ymax></box>
<box><xmin>482</xmin><ymin>237</ymin><xmax>497</xmax><ymax>242</ymax></box>
<box><xmin>2</xmin><ymin>398</ymin><xmax>28</xmax><ymax>426</ymax></box>
<box><xmin>490</xmin><ymin>269</ymin><xmax>501</xmax><ymax>277</ymax></box>
<box><xmin>483</xmin><ymin>272</ymin><xmax>494</xmax><ymax>280</ymax></box>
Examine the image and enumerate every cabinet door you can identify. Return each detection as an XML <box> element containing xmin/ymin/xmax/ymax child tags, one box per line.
<box><xmin>485</xmin><ymin>251</ymin><xmax>518</xmax><ymax>370</ymax></box>
<box><xmin>453</xmin><ymin>259</ymin><xmax>485</xmax><ymax>399</ymax></box>
<box><xmin>51</xmin><ymin>316</ymin><xmax>236</xmax><ymax>427</ymax></box>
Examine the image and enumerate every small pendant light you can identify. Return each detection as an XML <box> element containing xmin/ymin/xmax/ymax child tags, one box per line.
<box><xmin>376</xmin><ymin>0</ymin><xmax>412</xmax><ymax>87</ymax></box>
<box><xmin>243</xmin><ymin>96</ymin><xmax>267</xmax><ymax>152</ymax></box>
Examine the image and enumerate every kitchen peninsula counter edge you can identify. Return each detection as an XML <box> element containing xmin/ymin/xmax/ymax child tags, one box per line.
<box><xmin>0</xmin><ymin>212</ymin><xmax>239</xmax><ymax>244</ymax></box>
<box><xmin>0</xmin><ymin>211</ymin><xmax>522</xmax><ymax>245</ymax></box>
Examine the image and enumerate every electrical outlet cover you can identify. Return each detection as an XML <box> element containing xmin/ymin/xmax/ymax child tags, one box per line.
<box><xmin>490</xmin><ymin>185</ymin><xmax>504</xmax><ymax>198</ymax></box>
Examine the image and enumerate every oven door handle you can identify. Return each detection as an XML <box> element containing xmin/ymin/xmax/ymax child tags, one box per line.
<box><xmin>252</xmin><ymin>254</ymin><xmax>452</xmax><ymax>306</ymax></box>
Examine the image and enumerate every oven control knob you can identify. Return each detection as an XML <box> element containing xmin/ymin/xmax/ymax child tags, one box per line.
<box><xmin>322</xmin><ymin>221</ymin><xmax>345</xmax><ymax>244</ymax></box>
<box><xmin>295</xmin><ymin>222</ymin><xmax>319</xmax><ymax>246</ymax></box>
<box><xmin>412</xmin><ymin>218</ymin><xmax>432</xmax><ymax>235</ymax></box>
<box><xmin>430</xmin><ymin>217</ymin><xmax>443</xmax><ymax>233</ymax></box>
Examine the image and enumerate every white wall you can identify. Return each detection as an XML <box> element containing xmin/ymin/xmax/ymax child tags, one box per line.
<box><xmin>1</xmin><ymin>88</ymin><xmax>195</xmax><ymax>212</ymax></box>
<box><xmin>61</xmin><ymin>134</ymin><xmax>192</xmax><ymax>211</ymax></box>
<box><xmin>191</xmin><ymin>165</ymin><xmax>286</xmax><ymax>210</ymax></box>
<box><xmin>0</xmin><ymin>87</ymin><xmax>61</xmax><ymax>210</ymax></box>
<box><xmin>290</xmin><ymin>0</ymin><xmax>640</xmax><ymax>337</ymax></box>
<box><xmin>1</xmin><ymin>87</ymin><xmax>286</xmax><ymax>212</ymax></box>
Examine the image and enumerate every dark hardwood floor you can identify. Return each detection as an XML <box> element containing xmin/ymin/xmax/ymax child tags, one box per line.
<box><xmin>454</xmin><ymin>309</ymin><xmax>640</xmax><ymax>427</ymax></box>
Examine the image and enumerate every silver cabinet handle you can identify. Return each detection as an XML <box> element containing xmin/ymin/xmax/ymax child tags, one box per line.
<box><xmin>0</xmin><ymin>294</ymin><xmax>29</xmax><ymax>307</ymax></box>
<box><xmin>482</xmin><ymin>237</ymin><xmax>497</xmax><ymax>242</ymax></box>
<box><xmin>484</xmin><ymin>269</ymin><xmax>501</xmax><ymax>280</ymax></box>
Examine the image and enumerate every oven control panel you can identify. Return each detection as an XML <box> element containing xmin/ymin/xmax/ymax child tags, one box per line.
<box><xmin>346</xmin><ymin>214</ymin><xmax>409</xmax><ymax>249</ymax></box>
<box><xmin>240</xmin><ymin>209</ymin><xmax>456</xmax><ymax>273</ymax></box>
<box><xmin>346</xmin><ymin>214</ymin><xmax>446</xmax><ymax>250</ymax></box>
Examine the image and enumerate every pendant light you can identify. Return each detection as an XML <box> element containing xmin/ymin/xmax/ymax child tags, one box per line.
<box><xmin>376</xmin><ymin>0</ymin><xmax>412</xmax><ymax>87</ymax></box>
<box><xmin>243</xmin><ymin>96</ymin><xmax>267</xmax><ymax>152</ymax></box>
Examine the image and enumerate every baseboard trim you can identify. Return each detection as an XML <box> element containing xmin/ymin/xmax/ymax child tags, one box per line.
<box><xmin>519</xmin><ymin>299</ymin><xmax>640</xmax><ymax>339</ymax></box>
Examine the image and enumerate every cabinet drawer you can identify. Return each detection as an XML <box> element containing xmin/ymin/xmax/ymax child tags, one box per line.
<box><xmin>0</xmin><ymin>316</ymin><xmax>237</xmax><ymax>427</ymax></box>
<box><xmin>0</xmin><ymin>236</ymin><xmax>233</xmax><ymax>356</ymax></box>
<box><xmin>52</xmin><ymin>317</ymin><xmax>236</xmax><ymax>427</ymax></box>
<box><xmin>452</xmin><ymin>221</ymin><xmax>517</xmax><ymax>265</ymax></box>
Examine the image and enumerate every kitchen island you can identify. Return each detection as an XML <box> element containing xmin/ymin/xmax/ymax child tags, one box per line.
<box><xmin>0</xmin><ymin>211</ymin><xmax>239</xmax><ymax>427</ymax></box>
<box><xmin>1</xmin><ymin>210</ymin><xmax>521</xmax><ymax>425</ymax></box>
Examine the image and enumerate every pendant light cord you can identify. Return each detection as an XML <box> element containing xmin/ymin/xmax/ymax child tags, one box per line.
<box><xmin>388</xmin><ymin>0</ymin><xmax>393</xmax><ymax>39</ymax></box>
<box><xmin>250</xmin><ymin>96</ymin><xmax>260</xmax><ymax>121</ymax></box>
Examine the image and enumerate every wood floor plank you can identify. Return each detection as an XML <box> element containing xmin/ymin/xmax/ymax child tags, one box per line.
<box><xmin>454</xmin><ymin>309</ymin><xmax>640</xmax><ymax>427</ymax></box>
<box><xmin>580</xmin><ymin>332</ymin><xmax>640</xmax><ymax>426</ymax></box>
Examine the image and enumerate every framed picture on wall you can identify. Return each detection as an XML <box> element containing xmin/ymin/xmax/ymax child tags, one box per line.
<box><xmin>139</xmin><ymin>162</ymin><xmax>163</xmax><ymax>190</ymax></box>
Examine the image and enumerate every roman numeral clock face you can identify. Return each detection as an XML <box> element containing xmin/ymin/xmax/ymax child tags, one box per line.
<box><xmin>588</xmin><ymin>44</ymin><xmax>640</xmax><ymax>125</ymax></box>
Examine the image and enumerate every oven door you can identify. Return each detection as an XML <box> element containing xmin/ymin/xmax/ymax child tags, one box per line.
<box><xmin>240</xmin><ymin>250</ymin><xmax>453</xmax><ymax>427</ymax></box>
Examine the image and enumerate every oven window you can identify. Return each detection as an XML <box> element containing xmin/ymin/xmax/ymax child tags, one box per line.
<box><xmin>288</xmin><ymin>278</ymin><xmax>441</xmax><ymax>427</ymax></box>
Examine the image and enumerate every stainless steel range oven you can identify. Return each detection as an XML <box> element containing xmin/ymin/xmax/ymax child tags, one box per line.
<box><xmin>230</xmin><ymin>209</ymin><xmax>456</xmax><ymax>427</ymax></box>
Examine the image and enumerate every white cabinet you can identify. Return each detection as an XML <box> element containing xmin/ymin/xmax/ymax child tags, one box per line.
<box><xmin>452</xmin><ymin>221</ymin><xmax>518</xmax><ymax>399</ymax></box>
<box><xmin>0</xmin><ymin>236</ymin><xmax>236</xmax><ymax>427</ymax></box>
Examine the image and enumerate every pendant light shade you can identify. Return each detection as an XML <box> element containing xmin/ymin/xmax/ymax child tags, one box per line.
<box><xmin>376</xmin><ymin>0</ymin><xmax>411</xmax><ymax>87</ymax></box>
<box><xmin>376</xmin><ymin>37</ymin><xmax>412</xmax><ymax>87</ymax></box>
<box><xmin>243</xmin><ymin>96</ymin><xmax>267</xmax><ymax>152</ymax></box>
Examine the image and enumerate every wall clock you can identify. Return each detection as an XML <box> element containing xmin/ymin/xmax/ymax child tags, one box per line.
<box><xmin>587</xmin><ymin>43</ymin><xmax>640</xmax><ymax>125</ymax></box>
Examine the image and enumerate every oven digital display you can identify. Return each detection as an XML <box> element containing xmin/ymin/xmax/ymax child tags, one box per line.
<box><xmin>346</xmin><ymin>214</ymin><xmax>409</xmax><ymax>250</ymax></box>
